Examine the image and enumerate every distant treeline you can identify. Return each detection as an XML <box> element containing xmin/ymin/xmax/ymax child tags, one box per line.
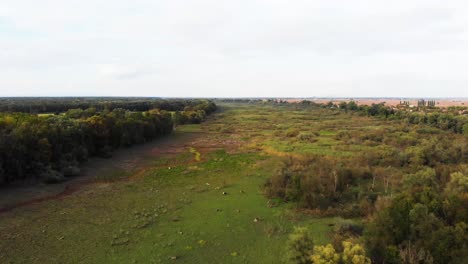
<box><xmin>214</xmin><ymin>98</ymin><xmax>263</xmax><ymax>103</ymax></box>
<box><xmin>298</xmin><ymin>100</ymin><xmax>468</xmax><ymax>135</ymax></box>
<box><xmin>341</xmin><ymin>102</ymin><xmax>467</xmax><ymax>135</ymax></box>
<box><xmin>216</xmin><ymin>98</ymin><xmax>468</xmax><ymax>134</ymax></box>
<box><xmin>0</xmin><ymin>99</ymin><xmax>216</xmax><ymax>185</ymax></box>
<box><xmin>0</xmin><ymin>97</ymin><xmax>217</xmax><ymax>114</ymax></box>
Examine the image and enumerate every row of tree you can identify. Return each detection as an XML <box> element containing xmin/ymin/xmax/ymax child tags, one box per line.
<box><xmin>0</xmin><ymin>100</ymin><xmax>217</xmax><ymax>185</ymax></box>
<box><xmin>0</xmin><ymin>97</ymin><xmax>216</xmax><ymax>114</ymax></box>
<box><xmin>63</xmin><ymin>102</ymin><xmax>217</xmax><ymax>126</ymax></box>
<box><xmin>417</xmin><ymin>99</ymin><xmax>437</xmax><ymax>107</ymax></box>
<box><xmin>333</xmin><ymin>101</ymin><xmax>468</xmax><ymax>135</ymax></box>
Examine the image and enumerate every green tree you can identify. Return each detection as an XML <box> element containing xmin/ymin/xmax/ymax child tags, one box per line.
<box><xmin>348</xmin><ymin>101</ymin><xmax>358</xmax><ymax>111</ymax></box>
<box><xmin>445</xmin><ymin>172</ymin><xmax>468</xmax><ymax>194</ymax></box>
<box><xmin>463</xmin><ymin>123</ymin><xmax>468</xmax><ymax>136</ymax></box>
<box><xmin>403</xmin><ymin>168</ymin><xmax>438</xmax><ymax>189</ymax></box>
<box><xmin>339</xmin><ymin>102</ymin><xmax>348</xmax><ymax>111</ymax></box>
<box><xmin>286</xmin><ymin>227</ymin><xmax>314</xmax><ymax>264</ymax></box>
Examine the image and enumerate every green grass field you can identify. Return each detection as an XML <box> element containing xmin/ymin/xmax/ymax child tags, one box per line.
<box><xmin>0</xmin><ymin>103</ymin><xmax>381</xmax><ymax>263</ymax></box>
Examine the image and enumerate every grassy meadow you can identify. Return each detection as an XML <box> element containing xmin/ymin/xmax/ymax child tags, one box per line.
<box><xmin>0</xmin><ymin>102</ymin><xmax>465</xmax><ymax>263</ymax></box>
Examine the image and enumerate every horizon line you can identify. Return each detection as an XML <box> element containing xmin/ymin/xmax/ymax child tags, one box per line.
<box><xmin>0</xmin><ymin>96</ymin><xmax>468</xmax><ymax>100</ymax></box>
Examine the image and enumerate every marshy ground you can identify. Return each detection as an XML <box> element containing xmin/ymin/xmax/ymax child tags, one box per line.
<box><xmin>0</xmin><ymin>103</ymin><xmax>387</xmax><ymax>263</ymax></box>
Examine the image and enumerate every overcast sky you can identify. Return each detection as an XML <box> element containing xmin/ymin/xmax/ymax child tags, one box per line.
<box><xmin>1</xmin><ymin>0</ymin><xmax>468</xmax><ymax>97</ymax></box>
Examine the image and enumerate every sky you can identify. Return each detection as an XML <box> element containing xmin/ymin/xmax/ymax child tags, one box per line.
<box><xmin>1</xmin><ymin>0</ymin><xmax>468</xmax><ymax>98</ymax></box>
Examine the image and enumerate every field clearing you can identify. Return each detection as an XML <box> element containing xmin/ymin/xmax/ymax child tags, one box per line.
<box><xmin>0</xmin><ymin>102</ymin><xmax>424</xmax><ymax>263</ymax></box>
<box><xmin>0</xmin><ymin>104</ymin><xmax>331</xmax><ymax>263</ymax></box>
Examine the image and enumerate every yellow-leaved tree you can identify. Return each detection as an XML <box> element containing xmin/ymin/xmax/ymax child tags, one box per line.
<box><xmin>341</xmin><ymin>241</ymin><xmax>371</xmax><ymax>264</ymax></box>
<box><xmin>310</xmin><ymin>244</ymin><xmax>340</xmax><ymax>264</ymax></box>
<box><xmin>309</xmin><ymin>242</ymin><xmax>371</xmax><ymax>264</ymax></box>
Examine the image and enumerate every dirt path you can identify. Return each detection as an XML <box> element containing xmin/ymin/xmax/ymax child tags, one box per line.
<box><xmin>0</xmin><ymin>131</ymin><xmax>198</xmax><ymax>213</ymax></box>
<box><xmin>0</xmin><ymin>105</ymin><xmax>240</xmax><ymax>214</ymax></box>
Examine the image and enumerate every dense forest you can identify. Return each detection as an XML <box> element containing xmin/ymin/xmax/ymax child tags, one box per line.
<box><xmin>0</xmin><ymin>98</ymin><xmax>216</xmax><ymax>185</ymax></box>
<box><xmin>0</xmin><ymin>97</ymin><xmax>217</xmax><ymax>114</ymax></box>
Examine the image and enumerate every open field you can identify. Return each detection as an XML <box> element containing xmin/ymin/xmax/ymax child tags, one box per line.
<box><xmin>0</xmin><ymin>103</ymin><xmax>352</xmax><ymax>263</ymax></box>
<box><xmin>2</xmin><ymin>1</ymin><xmax>468</xmax><ymax>262</ymax></box>
<box><xmin>1</xmin><ymin>102</ymin><xmax>466</xmax><ymax>263</ymax></box>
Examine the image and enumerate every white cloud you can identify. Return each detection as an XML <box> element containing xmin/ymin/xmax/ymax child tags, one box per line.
<box><xmin>0</xmin><ymin>0</ymin><xmax>468</xmax><ymax>97</ymax></box>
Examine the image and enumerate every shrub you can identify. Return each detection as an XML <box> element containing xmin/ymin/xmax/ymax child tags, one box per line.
<box><xmin>286</xmin><ymin>129</ymin><xmax>300</xmax><ymax>138</ymax></box>
<box><xmin>99</xmin><ymin>146</ymin><xmax>113</xmax><ymax>158</ymax></box>
<box><xmin>341</xmin><ymin>241</ymin><xmax>371</xmax><ymax>264</ymax></box>
<box><xmin>286</xmin><ymin>227</ymin><xmax>314</xmax><ymax>264</ymax></box>
<box><xmin>309</xmin><ymin>242</ymin><xmax>371</xmax><ymax>264</ymax></box>
<box><xmin>41</xmin><ymin>169</ymin><xmax>65</xmax><ymax>184</ymax></box>
<box><xmin>298</xmin><ymin>132</ymin><xmax>317</xmax><ymax>143</ymax></box>
<box><xmin>332</xmin><ymin>220</ymin><xmax>364</xmax><ymax>251</ymax></box>
<box><xmin>462</xmin><ymin>123</ymin><xmax>468</xmax><ymax>136</ymax></box>
<box><xmin>62</xmin><ymin>166</ymin><xmax>81</xmax><ymax>177</ymax></box>
<box><xmin>310</xmin><ymin>244</ymin><xmax>340</xmax><ymax>264</ymax></box>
